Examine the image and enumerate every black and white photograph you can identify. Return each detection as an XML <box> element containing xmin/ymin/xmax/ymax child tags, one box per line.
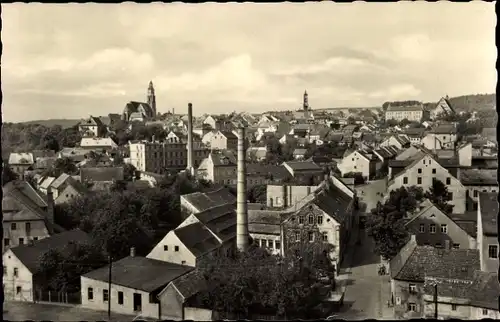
<box><xmin>1</xmin><ymin>2</ymin><xmax>497</xmax><ymax>321</ymax></box>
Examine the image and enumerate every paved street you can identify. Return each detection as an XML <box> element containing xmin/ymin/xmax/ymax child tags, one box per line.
<box><xmin>3</xmin><ymin>301</ymin><xmax>144</xmax><ymax>321</ymax></box>
<box><xmin>336</xmin><ymin>228</ymin><xmax>394</xmax><ymax>320</ymax></box>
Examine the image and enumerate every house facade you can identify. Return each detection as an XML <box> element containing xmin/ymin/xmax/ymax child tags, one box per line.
<box><xmin>202</xmin><ymin>130</ymin><xmax>238</xmax><ymax>151</ymax></box>
<box><xmin>385</xmin><ymin>104</ymin><xmax>424</xmax><ymax>122</ymax></box>
<box><xmin>196</xmin><ymin>151</ymin><xmax>237</xmax><ymax>185</ymax></box>
<box><xmin>129</xmin><ymin>138</ymin><xmax>187</xmax><ymax>174</ymax></box>
<box><xmin>78</xmin><ymin>116</ymin><xmax>107</xmax><ymax>137</ymax></box>
<box><xmin>477</xmin><ymin>192</ymin><xmax>498</xmax><ymax>273</ymax></box>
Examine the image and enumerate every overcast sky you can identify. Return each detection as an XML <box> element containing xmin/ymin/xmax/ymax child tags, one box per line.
<box><xmin>2</xmin><ymin>2</ymin><xmax>496</xmax><ymax>121</ymax></box>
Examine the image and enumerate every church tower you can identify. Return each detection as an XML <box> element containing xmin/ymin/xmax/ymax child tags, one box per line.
<box><xmin>303</xmin><ymin>90</ymin><xmax>309</xmax><ymax>111</ymax></box>
<box><xmin>147</xmin><ymin>81</ymin><xmax>157</xmax><ymax>117</ymax></box>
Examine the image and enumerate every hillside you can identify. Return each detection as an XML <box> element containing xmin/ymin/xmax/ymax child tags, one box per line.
<box><xmin>20</xmin><ymin>116</ymin><xmax>111</xmax><ymax>129</ymax></box>
<box><xmin>445</xmin><ymin>94</ymin><xmax>496</xmax><ymax>113</ymax></box>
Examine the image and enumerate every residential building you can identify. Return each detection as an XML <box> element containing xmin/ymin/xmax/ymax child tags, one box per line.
<box><xmin>404</xmin><ymin>199</ymin><xmax>476</xmax><ymax>249</ymax></box>
<box><xmin>430</xmin><ymin>96</ymin><xmax>456</xmax><ymax>120</ymax></box>
<box><xmin>54</xmin><ymin>183</ymin><xmax>87</xmax><ymax>205</ymax></box>
<box><xmin>388</xmin><ymin>152</ymin><xmax>467</xmax><ymax>214</ymax></box>
<box><xmin>247</xmin><ymin>146</ymin><xmax>268</xmax><ymax>162</ymax></box>
<box><xmin>282</xmin><ymin>161</ymin><xmax>324</xmax><ymax>185</ymax></box>
<box><xmin>245</xmin><ymin>164</ymin><xmax>292</xmax><ymax>188</ymax></box>
<box><xmin>248</xmin><ymin>210</ymin><xmax>282</xmax><ymax>255</ymax></box>
<box><xmin>422</xmin><ymin>272</ymin><xmax>499</xmax><ymax>319</ymax></box>
<box><xmin>201</xmin><ymin>130</ymin><xmax>238</xmax><ymax>151</ymax></box>
<box><xmin>38</xmin><ymin>176</ymin><xmax>56</xmax><ymax>195</ymax></box>
<box><xmin>477</xmin><ymin>192</ymin><xmax>498</xmax><ymax>273</ymax></box>
<box><xmin>389</xmin><ymin>236</ymin><xmax>480</xmax><ymax>319</ymax></box>
<box><xmin>3</xmin><ymin>229</ymin><xmax>90</xmax><ymax>301</ymax></box>
<box><xmin>81</xmin><ymin>250</ymin><xmax>193</xmax><ymax>319</ymax></box>
<box><xmin>2</xmin><ymin>181</ymin><xmax>61</xmax><ymax>253</ymax></box>
<box><xmin>379</xmin><ymin>135</ymin><xmax>410</xmax><ymax>150</ymax></box>
<box><xmin>8</xmin><ymin>153</ymin><xmax>35</xmax><ymax>178</ymax></box>
<box><xmin>292</xmin><ymin>148</ymin><xmax>307</xmax><ymax>160</ymax></box>
<box><xmin>402</xmin><ymin>128</ymin><xmax>427</xmax><ymax>145</ymax></box>
<box><xmin>266</xmin><ymin>184</ymin><xmax>320</xmax><ymax>209</ymax></box>
<box><xmin>385</xmin><ymin>104</ymin><xmax>424</xmax><ymax>122</ymax></box>
<box><xmin>180</xmin><ymin>188</ymin><xmax>236</xmax><ymax>216</ymax></box>
<box><xmin>460</xmin><ymin>169</ymin><xmax>497</xmax><ymax>211</ymax></box>
<box><xmin>129</xmin><ymin>139</ymin><xmax>187</xmax><ymax>174</ymax></box>
<box><xmin>79</xmin><ymin>137</ymin><xmax>118</xmax><ymax>151</ymax></box>
<box><xmin>196</xmin><ymin>150</ymin><xmax>237</xmax><ymax>185</ymax></box>
<box><xmin>422</xmin><ymin>124</ymin><xmax>458</xmax><ymax>151</ymax></box>
<box><xmin>147</xmin><ymin>204</ymin><xmax>236</xmax><ymax>267</ymax></box>
<box><xmin>78</xmin><ymin>116</ymin><xmax>107</xmax><ymax>137</ymax></box>
<box><xmin>337</xmin><ymin>148</ymin><xmax>380</xmax><ymax>180</ymax></box>
<box><xmin>57</xmin><ymin>147</ymin><xmax>88</xmax><ymax>164</ymax></box>
<box><xmin>80</xmin><ymin>167</ymin><xmax>124</xmax><ymax>184</ymax></box>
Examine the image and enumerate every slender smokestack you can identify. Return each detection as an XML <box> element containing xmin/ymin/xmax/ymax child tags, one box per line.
<box><xmin>236</xmin><ymin>127</ymin><xmax>249</xmax><ymax>252</ymax></box>
<box><xmin>187</xmin><ymin>103</ymin><xmax>194</xmax><ymax>176</ymax></box>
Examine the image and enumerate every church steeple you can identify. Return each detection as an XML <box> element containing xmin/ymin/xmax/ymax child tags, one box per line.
<box><xmin>303</xmin><ymin>90</ymin><xmax>309</xmax><ymax>111</ymax></box>
<box><xmin>147</xmin><ymin>81</ymin><xmax>156</xmax><ymax>116</ymax></box>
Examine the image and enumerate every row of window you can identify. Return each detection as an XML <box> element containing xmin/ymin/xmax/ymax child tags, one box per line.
<box><xmin>10</xmin><ymin>223</ymin><xmax>31</xmax><ymax>231</ymax></box>
<box><xmin>4</xmin><ymin>267</ymin><xmax>19</xmax><ymax>277</ymax></box>
<box><xmin>419</xmin><ymin>223</ymin><xmax>448</xmax><ymax>234</ymax></box>
<box><xmin>88</xmin><ymin>287</ymin><xmax>123</xmax><ymax>305</ymax></box>
<box><xmin>4</xmin><ymin>237</ymin><xmax>38</xmax><ymax>247</ymax></box>
<box><xmin>291</xmin><ymin>215</ymin><xmax>324</xmax><ymax>225</ymax></box>
<box><xmin>403</xmin><ymin>175</ymin><xmax>452</xmax><ymax>186</ymax></box>
<box><xmin>294</xmin><ymin>231</ymin><xmax>329</xmax><ymax>242</ymax></box>
<box><xmin>254</xmin><ymin>239</ymin><xmax>281</xmax><ymax>250</ymax></box>
<box><xmin>468</xmin><ymin>188</ymin><xmax>497</xmax><ymax>198</ymax></box>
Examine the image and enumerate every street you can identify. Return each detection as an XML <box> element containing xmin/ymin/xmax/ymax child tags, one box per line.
<box><xmin>3</xmin><ymin>301</ymin><xmax>144</xmax><ymax>321</ymax></box>
<box><xmin>336</xmin><ymin>228</ymin><xmax>393</xmax><ymax>320</ymax></box>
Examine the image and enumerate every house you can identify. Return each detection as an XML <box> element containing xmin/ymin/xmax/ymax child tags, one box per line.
<box><xmin>421</xmin><ymin>124</ymin><xmax>458</xmax><ymax>150</ymax></box>
<box><xmin>337</xmin><ymin>148</ymin><xmax>380</xmax><ymax>180</ymax></box>
<box><xmin>460</xmin><ymin>169</ymin><xmax>497</xmax><ymax>211</ymax></box>
<box><xmin>38</xmin><ymin>176</ymin><xmax>57</xmax><ymax>195</ymax></box>
<box><xmin>34</xmin><ymin>156</ymin><xmax>57</xmax><ymax>171</ymax></box>
<box><xmin>430</xmin><ymin>96</ymin><xmax>456</xmax><ymax>120</ymax></box>
<box><xmin>57</xmin><ymin>147</ymin><xmax>88</xmax><ymax>164</ymax></box>
<box><xmin>78</xmin><ymin>116</ymin><xmax>107</xmax><ymax>137</ymax></box>
<box><xmin>54</xmin><ymin>182</ymin><xmax>88</xmax><ymax>205</ymax></box>
<box><xmin>282</xmin><ymin>161</ymin><xmax>324</xmax><ymax>185</ymax></box>
<box><xmin>8</xmin><ymin>153</ymin><xmax>35</xmax><ymax>178</ymax></box>
<box><xmin>49</xmin><ymin>173</ymin><xmax>78</xmax><ymax>199</ymax></box>
<box><xmin>129</xmin><ymin>139</ymin><xmax>187</xmax><ymax>174</ymax></box>
<box><xmin>248</xmin><ymin>210</ymin><xmax>282</xmax><ymax>255</ymax></box>
<box><xmin>196</xmin><ymin>150</ymin><xmax>237</xmax><ymax>186</ymax></box>
<box><xmin>422</xmin><ymin>271</ymin><xmax>500</xmax><ymax>319</ymax></box>
<box><xmin>2</xmin><ymin>180</ymin><xmax>61</xmax><ymax>253</ymax></box>
<box><xmin>385</xmin><ymin>104</ymin><xmax>424</xmax><ymax>122</ymax></box>
<box><xmin>404</xmin><ymin>199</ymin><xmax>476</xmax><ymax>249</ymax></box>
<box><xmin>379</xmin><ymin>135</ymin><xmax>410</xmax><ymax>150</ymax></box>
<box><xmin>266</xmin><ymin>184</ymin><xmax>320</xmax><ymax>209</ymax></box>
<box><xmin>180</xmin><ymin>188</ymin><xmax>236</xmax><ymax>216</ymax></box>
<box><xmin>80</xmin><ymin>137</ymin><xmax>118</xmax><ymax>151</ymax></box>
<box><xmin>246</xmin><ymin>164</ymin><xmax>292</xmax><ymax>187</ymax></box>
<box><xmin>81</xmin><ymin>250</ymin><xmax>193</xmax><ymax>319</ymax></box>
<box><xmin>477</xmin><ymin>192</ymin><xmax>498</xmax><ymax>273</ymax></box>
<box><xmin>201</xmin><ymin>130</ymin><xmax>238</xmax><ymax>151</ymax></box>
<box><xmin>147</xmin><ymin>203</ymin><xmax>236</xmax><ymax>267</ymax></box>
<box><xmin>402</xmin><ymin>128</ymin><xmax>427</xmax><ymax>145</ymax></box>
<box><xmin>247</xmin><ymin>146</ymin><xmax>268</xmax><ymax>162</ymax></box>
<box><xmin>3</xmin><ymin>229</ymin><xmax>91</xmax><ymax>301</ymax></box>
<box><xmin>389</xmin><ymin>236</ymin><xmax>480</xmax><ymax>319</ymax></box>
<box><xmin>292</xmin><ymin>148</ymin><xmax>308</xmax><ymax>160</ymax></box>
<box><xmin>290</xmin><ymin>123</ymin><xmax>312</xmax><ymax>138</ymax></box>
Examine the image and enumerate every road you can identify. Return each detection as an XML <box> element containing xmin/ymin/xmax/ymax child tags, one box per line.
<box><xmin>335</xmin><ymin>228</ymin><xmax>393</xmax><ymax>320</ymax></box>
<box><xmin>3</xmin><ymin>301</ymin><xmax>145</xmax><ymax>321</ymax></box>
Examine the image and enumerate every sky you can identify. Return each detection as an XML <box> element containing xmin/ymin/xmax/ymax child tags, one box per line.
<box><xmin>2</xmin><ymin>2</ymin><xmax>497</xmax><ymax>121</ymax></box>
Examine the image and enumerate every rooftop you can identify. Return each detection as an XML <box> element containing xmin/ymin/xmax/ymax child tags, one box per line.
<box><xmin>460</xmin><ymin>169</ymin><xmax>498</xmax><ymax>186</ymax></box>
<box><xmin>284</xmin><ymin>161</ymin><xmax>322</xmax><ymax>172</ymax></box>
<box><xmin>479</xmin><ymin>192</ymin><xmax>498</xmax><ymax>236</ymax></box>
<box><xmin>174</xmin><ymin>222</ymin><xmax>222</xmax><ymax>257</ymax></box>
<box><xmin>181</xmin><ymin>188</ymin><xmax>236</xmax><ymax>213</ymax></box>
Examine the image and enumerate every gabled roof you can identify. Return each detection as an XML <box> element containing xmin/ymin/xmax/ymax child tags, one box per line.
<box><xmin>219</xmin><ymin>131</ymin><xmax>237</xmax><ymax>140</ymax></box>
<box><xmin>460</xmin><ymin>169</ymin><xmax>497</xmax><ymax>185</ymax></box>
<box><xmin>293</xmin><ymin>148</ymin><xmax>308</xmax><ymax>156</ymax></box>
<box><xmin>209</xmin><ymin>150</ymin><xmax>237</xmax><ymax>167</ymax></box>
<box><xmin>80</xmin><ymin>137</ymin><xmax>118</xmax><ymax>148</ymax></box>
<box><xmin>80</xmin><ymin>116</ymin><xmax>105</xmax><ymax>127</ymax></box>
<box><xmin>284</xmin><ymin>161</ymin><xmax>322</xmax><ymax>172</ymax></box>
<box><xmin>479</xmin><ymin>192</ymin><xmax>498</xmax><ymax>236</ymax></box>
<box><xmin>193</xmin><ymin>204</ymin><xmax>236</xmax><ymax>243</ymax></box>
<box><xmin>246</xmin><ymin>164</ymin><xmax>291</xmax><ymax>180</ymax></box>
<box><xmin>431</xmin><ymin>124</ymin><xmax>457</xmax><ymax>134</ymax></box>
<box><xmin>51</xmin><ymin>173</ymin><xmax>73</xmax><ymax>189</ymax></box>
<box><xmin>39</xmin><ymin>176</ymin><xmax>57</xmax><ymax>190</ymax></box>
<box><xmin>181</xmin><ymin>188</ymin><xmax>236</xmax><ymax>213</ymax></box>
<box><xmin>80</xmin><ymin>167</ymin><xmax>124</xmax><ymax>182</ymax></box>
<box><xmin>174</xmin><ymin>222</ymin><xmax>222</xmax><ymax>257</ymax></box>
<box><xmin>83</xmin><ymin>256</ymin><xmax>193</xmax><ymax>293</ymax></box>
<box><xmin>8</xmin><ymin>152</ymin><xmax>34</xmax><ymax>165</ymax></box>
<box><xmin>124</xmin><ymin>101</ymin><xmax>154</xmax><ymax>117</ymax></box>
<box><xmin>9</xmin><ymin>229</ymin><xmax>91</xmax><ymax>273</ymax></box>
<box><xmin>248</xmin><ymin>210</ymin><xmax>282</xmax><ymax>235</ymax></box>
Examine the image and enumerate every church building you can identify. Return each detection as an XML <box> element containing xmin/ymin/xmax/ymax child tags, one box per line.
<box><xmin>122</xmin><ymin>81</ymin><xmax>157</xmax><ymax>122</ymax></box>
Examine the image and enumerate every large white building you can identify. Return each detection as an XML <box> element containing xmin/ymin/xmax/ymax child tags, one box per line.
<box><xmin>385</xmin><ymin>104</ymin><xmax>425</xmax><ymax>123</ymax></box>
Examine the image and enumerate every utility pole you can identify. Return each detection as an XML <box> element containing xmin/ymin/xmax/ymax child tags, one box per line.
<box><xmin>434</xmin><ymin>283</ymin><xmax>438</xmax><ymax>319</ymax></box>
<box><xmin>108</xmin><ymin>255</ymin><xmax>112</xmax><ymax>320</ymax></box>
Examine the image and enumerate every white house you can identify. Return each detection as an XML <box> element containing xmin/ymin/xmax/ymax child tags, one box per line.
<box><xmin>337</xmin><ymin>149</ymin><xmax>380</xmax><ymax>180</ymax></box>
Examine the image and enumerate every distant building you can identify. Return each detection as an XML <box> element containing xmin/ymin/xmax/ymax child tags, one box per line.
<box><xmin>8</xmin><ymin>153</ymin><xmax>35</xmax><ymax>179</ymax></box>
<box><xmin>129</xmin><ymin>138</ymin><xmax>188</xmax><ymax>174</ymax></box>
<box><xmin>385</xmin><ymin>104</ymin><xmax>424</xmax><ymax>122</ymax></box>
<box><xmin>430</xmin><ymin>96</ymin><xmax>455</xmax><ymax>120</ymax></box>
<box><xmin>477</xmin><ymin>192</ymin><xmax>498</xmax><ymax>273</ymax></box>
<box><xmin>122</xmin><ymin>81</ymin><xmax>156</xmax><ymax>122</ymax></box>
<box><xmin>78</xmin><ymin>116</ymin><xmax>107</xmax><ymax>137</ymax></box>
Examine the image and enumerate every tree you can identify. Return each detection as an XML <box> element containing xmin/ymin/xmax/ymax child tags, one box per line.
<box><xmin>399</xmin><ymin>118</ymin><xmax>411</xmax><ymax>127</ymax></box>
<box><xmin>44</xmin><ymin>157</ymin><xmax>78</xmax><ymax>177</ymax></box>
<box><xmin>247</xmin><ymin>184</ymin><xmax>266</xmax><ymax>204</ymax></box>
<box><xmin>123</xmin><ymin>163</ymin><xmax>139</xmax><ymax>181</ymax></box>
<box><xmin>2</xmin><ymin>165</ymin><xmax>19</xmax><ymax>186</ymax></box>
<box><xmin>425</xmin><ymin>179</ymin><xmax>453</xmax><ymax>214</ymax></box>
<box><xmin>386</xmin><ymin>119</ymin><xmax>399</xmax><ymax>127</ymax></box>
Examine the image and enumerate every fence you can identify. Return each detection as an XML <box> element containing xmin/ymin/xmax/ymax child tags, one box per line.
<box><xmin>34</xmin><ymin>289</ymin><xmax>81</xmax><ymax>305</ymax></box>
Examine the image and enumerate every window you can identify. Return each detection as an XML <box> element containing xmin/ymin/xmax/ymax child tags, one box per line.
<box><xmin>299</xmin><ymin>216</ymin><xmax>304</xmax><ymax>224</ymax></box>
<box><xmin>322</xmin><ymin>232</ymin><xmax>328</xmax><ymax>242</ymax></box>
<box><xmin>435</xmin><ymin>243</ymin><xmax>443</xmax><ymax>248</ymax></box>
<box><xmin>25</xmin><ymin>223</ymin><xmax>31</xmax><ymax>231</ymax></box>
<box><xmin>417</xmin><ymin>177</ymin><xmax>422</xmax><ymax>185</ymax></box>
<box><xmin>33</xmin><ymin>237</ymin><xmax>38</xmax><ymax>241</ymax></box>
<box><xmin>488</xmin><ymin>245</ymin><xmax>498</xmax><ymax>259</ymax></box>
<box><xmin>430</xmin><ymin>224</ymin><xmax>436</xmax><ymax>234</ymax></box>
<box><xmin>403</xmin><ymin>177</ymin><xmax>408</xmax><ymax>184</ymax></box>
<box><xmin>353</xmin><ymin>166</ymin><xmax>357</xmax><ymax>169</ymax></box>
<box><xmin>275</xmin><ymin>240</ymin><xmax>281</xmax><ymax>250</ymax></box>
<box><xmin>16</xmin><ymin>286</ymin><xmax>22</xmax><ymax>294</ymax></box>
<box><xmin>295</xmin><ymin>232</ymin><xmax>300</xmax><ymax>242</ymax></box>
<box><xmin>11</xmin><ymin>223</ymin><xmax>16</xmax><ymax>230</ymax></box>
<box><xmin>483</xmin><ymin>309</ymin><xmax>488</xmax><ymax>315</ymax></box>
<box><xmin>396</xmin><ymin>297</ymin><xmax>401</xmax><ymax>305</ymax></box>
<box><xmin>163</xmin><ymin>245</ymin><xmax>168</xmax><ymax>251</ymax></box>
<box><xmin>441</xmin><ymin>224</ymin><xmax>448</xmax><ymax>234</ymax></box>
<box><xmin>117</xmin><ymin>291</ymin><xmax>124</xmax><ymax>305</ymax></box>
<box><xmin>308</xmin><ymin>215</ymin><xmax>314</xmax><ymax>225</ymax></box>
<box><xmin>103</xmin><ymin>289</ymin><xmax>109</xmax><ymax>302</ymax></box>
<box><xmin>408</xmin><ymin>303</ymin><xmax>417</xmax><ymax>312</ymax></box>
<box><xmin>181</xmin><ymin>260</ymin><xmax>186</xmax><ymax>265</ymax></box>
<box><xmin>451</xmin><ymin>304</ymin><xmax>457</xmax><ymax>311</ymax></box>
<box><xmin>432</xmin><ymin>168</ymin><xmax>436</xmax><ymax>174</ymax></box>
<box><xmin>254</xmin><ymin>238</ymin><xmax>260</xmax><ymax>246</ymax></box>
<box><xmin>267</xmin><ymin>240</ymin><xmax>273</xmax><ymax>248</ymax></box>
<box><xmin>308</xmin><ymin>232</ymin><xmax>314</xmax><ymax>242</ymax></box>
<box><xmin>418</xmin><ymin>168</ymin><xmax>422</xmax><ymax>174</ymax></box>
<box><xmin>88</xmin><ymin>287</ymin><xmax>94</xmax><ymax>300</ymax></box>
<box><xmin>453</xmin><ymin>243</ymin><xmax>460</xmax><ymax>249</ymax></box>
<box><xmin>409</xmin><ymin>284</ymin><xmax>417</xmax><ymax>294</ymax></box>
<box><xmin>317</xmin><ymin>215</ymin><xmax>323</xmax><ymax>225</ymax></box>
<box><xmin>474</xmin><ymin>190</ymin><xmax>478</xmax><ymax>197</ymax></box>
<box><xmin>13</xmin><ymin>268</ymin><xmax>18</xmax><ymax>277</ymax></box>
<box><xmin>448</xmin><ymin>192</ymin><xmax>453</xmax><ymax>200</ymax></box>
<box><xmin>19</xmin><ymin>238</ymin><xmax>24</xmax><ymax>245</ymax></box>
<box><xmin>4</xmin><ymin>239</ymin><xmax>10</xmax><ymax>247</ymax></box>
<box><xmin>419</xmin><ymin>224</ymin><xmax>425</xmax><ymax>233</ymax></box>
<box><xmin>446</xmin><ymin>177</ymin><xmax>451</xmax><ymax>185</ymax></box>
<box><xmin>174</xmin><ymin>246</ymin><xmax>179</xmax><ymax>252</ymax></box>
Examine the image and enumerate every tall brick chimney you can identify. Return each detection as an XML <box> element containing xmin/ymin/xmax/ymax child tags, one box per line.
<box><xmin>236</xmin><ymin>127</ymin><xmax>249</xmax><ymax>252</ymax></box>
<box><xmin>187</xmin><ymin>103</ymin><xmax>194</xmax><ymax>176</ymax></box>
<box><xmin>46</xmin><ymin>186</ymin><xmax>55</xmax><ymax>225</ymax></box>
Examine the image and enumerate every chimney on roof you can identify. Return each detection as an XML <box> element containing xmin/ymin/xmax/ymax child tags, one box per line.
<box><xmin>46</xmin><ymin>187</ymin><xmax>55</xmax><ymax>225</ymax></box>
<box><xmin>236</xmin><ymin>126</ymin><xmax>249</xmax><ymax>252</ymax></box>
<box><xmin>187</xmin><ymin>103</ymin><xmax>195</xmax><ymax>176</ymax></box>
<box><xmin>130</xmin><ymin>247</ymin><xmax>136</xmax><ymax>257</ymax></box>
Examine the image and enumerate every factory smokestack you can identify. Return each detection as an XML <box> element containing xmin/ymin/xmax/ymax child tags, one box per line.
<box><xmin>187</xmin><ymin>103</ymin><xmax>194</xmax><ymax>176</ymax></box>
<box><xmin>236</xmin><ymin>126</ymin><xmax>249</xmax><ymax>252</ymax></box>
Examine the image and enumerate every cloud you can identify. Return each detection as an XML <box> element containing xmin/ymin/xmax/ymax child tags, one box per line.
<box><xmin>368</xmin><ymin>84</ymin><xmax>422</xmax><ymax>100</ymax></box>
<box><xmin>389</xmin><ymin>34</ymin><xmax>433</xmax><ymax>62</ymax></box>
